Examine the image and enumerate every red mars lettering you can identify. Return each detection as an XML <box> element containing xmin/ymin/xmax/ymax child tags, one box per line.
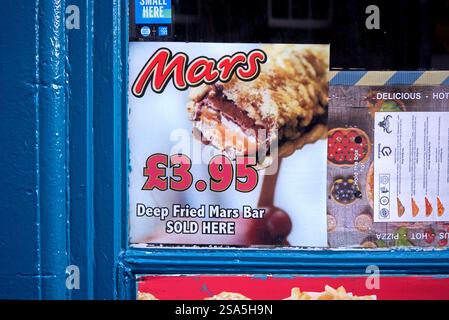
<box><xmin>132</xmin><ymin>48</ymin><xmax>267</xmax><ymax>96</ymax></box>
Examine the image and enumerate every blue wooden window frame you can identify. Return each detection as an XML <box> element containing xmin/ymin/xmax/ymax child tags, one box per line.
<box><xmin>67</xmin><ymin>0</ymin><xmax>449</xmax><ymax>299</ymax></box>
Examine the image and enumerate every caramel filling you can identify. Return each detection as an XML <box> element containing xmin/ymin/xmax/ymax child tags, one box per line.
<box><xmin>198</xmin><ymin>108</ymin><xmax>259</xmax><ymax>155</ymax></box>
<box><xmin>195</xmin><ymin>85</ymin><xmax>267</xmax><ymax>133</ymax></box>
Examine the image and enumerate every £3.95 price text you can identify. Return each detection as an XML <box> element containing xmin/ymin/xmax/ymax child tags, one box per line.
<box><xmin>142</xmin><ymin>154</ymin><xmax>259</xmax><ymax>193</ymax></box>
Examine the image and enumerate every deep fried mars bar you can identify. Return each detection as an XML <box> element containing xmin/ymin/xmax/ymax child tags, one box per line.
<box><xmin>187</xmin><ymin>45</ymin><xmax>329</xmax><ymax>168</ymax></box>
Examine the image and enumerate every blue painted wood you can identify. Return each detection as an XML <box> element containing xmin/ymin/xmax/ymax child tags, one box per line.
<box><xmin>0</xmin><ymin>0</ymin><xmax>70</xmax><ymax>299</ymax></box>
<box><xmin>0</xmin><ymin>0</ymin><xmax>127</xmax><ymax>300</ymax></box>
<box><xmin>67</xmin><ymin>0</ymin><xmax>95</xmax><ymax>300</ymax></box>
<box><xmin>118</xmin><ymin>247</ymin><xmax>449</xmax><ymax>299</ymax></box>
<box><xmin>64</xmin><ymin>0</ymin><xmax>128</xmax><ymax>300</ymax></box>
<box><xmin>37</xmin><ymin>0</ymin><xmax>70</xmax><ymax>300</ymax></box>
<box><xmin>0</xmin><ymin>0</ymin><xmax>42</xmax><ymax>299</ymax></box>
<box><xmin>121</xmin><ymin>248</ymin><xmax>449</xmax><ymax>275</ymax></box>
<box><xmin>64</xmin><ymin>0</ymin><xmax>128</xmax><ymax>299</ymax></box>
<box><xmin>91</xmin><ymin>0</ymin><xmax>127</xmax><ymax>299</ymax></box>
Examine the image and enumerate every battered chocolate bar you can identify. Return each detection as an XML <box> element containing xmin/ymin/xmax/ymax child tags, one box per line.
<box><xmin>187</xmin><ymin>45</ymin><xmax>329</xmax><ymax>168</ymax></box>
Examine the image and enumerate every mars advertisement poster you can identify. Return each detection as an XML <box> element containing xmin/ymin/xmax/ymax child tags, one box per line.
<box><xmin>128</xmin><ymin>42</ymin><xmax>329</xmax><ymax>246</ymax></box>
<box><xmin>137</xmin><ymin>275</ymin><xmax>449</xmax><ymax>301</ymax></box>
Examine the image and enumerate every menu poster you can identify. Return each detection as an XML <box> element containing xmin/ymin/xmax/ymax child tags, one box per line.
<box><xmin>328</xmin><ymin>83</ymin><xmax>449</xmax><ymax>248</ymax></box>
<box><xmin>374</xmin><ymin>112</ymin><xmax>449</xmax><ymax>223</ymax></box>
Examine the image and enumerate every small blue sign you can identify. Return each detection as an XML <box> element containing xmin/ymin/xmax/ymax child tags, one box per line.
<box><xmin>158</xmin><ymin>26</ymin><xmax>169</xmax><ymax>37</ymax></box>
<box><xmin>135</xmin><ymin>0</ymin><xmax>172</xmax><ymax>24</ymax></box>
<box><xmin>140</xmin><ymin>26</ymin><xmax>151</xmax><ymax>37</ymax></box>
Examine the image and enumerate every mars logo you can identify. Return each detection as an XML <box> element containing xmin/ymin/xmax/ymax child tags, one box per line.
<box><xmin>132</xmin><ymin>48</ymin><xmax>267</xmax><ymax>96</ymax></box>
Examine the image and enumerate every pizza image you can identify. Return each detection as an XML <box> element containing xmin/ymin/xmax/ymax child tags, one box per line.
<box><xmin>187</xmin><ymin>45</ymin><xmax>329</xmax><ymax>168</ymax></box>
<box><xmin>330</xmin><ymin>177</ymin><xmax>361</xmax><ymax>205</ymax></box>
<box><xmin>437</xmin><ymin>197</ymin><xmax>445</xmax><ymax>217</ymax></box>
<box><xmin>354</xmin><ymin>213</ymin><xmax>373</xmax><ymax>233</ymax></box>
<box><xmin>425</xmin><ymin>197</ymin><xmax>433</xmax><ymax>217</ymax></box>
<box><xmin>397</xmin><ymin>197</ymin><xmax>405</xmax><ymax>217</ymax></box>
<box><xmin>412</xmin><ymin>198</ymin><xmax>420</xmax><ymax>217</ymax></box>
<box><xmin>328</xmin><ymin>128</ymin><xmax>371</xmax><ymax>167</ymax></box>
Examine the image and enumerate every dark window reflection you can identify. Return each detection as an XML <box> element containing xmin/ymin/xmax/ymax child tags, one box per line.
<box><xmin>272</xmin><ymin>0</ymin><xmax>289</xmax><ymax>18</ymax></box>
<box><xmin>311</xmin><ymin>0</ymin><xmax>330</xmax><ymax>19</ymax></box>
<box><xmin>130</xmin><ymin>0</ymin><xmax>449</xmax><ymax>69</ymax></box>
<box><xmin>177</xmin><ymin>0</ymin><xmax>198</xmax><ymax>15</ymax></box>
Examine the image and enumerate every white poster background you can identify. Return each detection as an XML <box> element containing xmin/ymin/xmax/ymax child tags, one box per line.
<box><xmin>374</xmin><ymin>112</ymin><xmax>449</xmax><ymax>222</ymax></box>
